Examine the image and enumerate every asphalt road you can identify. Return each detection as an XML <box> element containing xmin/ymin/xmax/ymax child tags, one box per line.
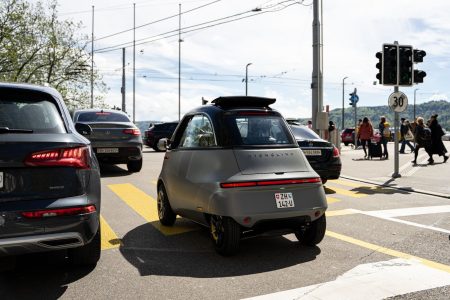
<box><xmin>1</xmin><ymin>143</ymin><xmax>450</xmax><ymax>300</ymax></box>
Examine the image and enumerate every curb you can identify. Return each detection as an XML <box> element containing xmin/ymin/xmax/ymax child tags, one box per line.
<box><xmin>340</xmin><ymin>175</ymin><xmax>450</xmax><ymax>200</ymax></box>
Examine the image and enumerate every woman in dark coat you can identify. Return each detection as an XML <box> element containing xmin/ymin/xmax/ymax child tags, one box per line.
<box><xmin>428</xmin><ymin>114</ymin><xmax>448</xmax><ymax>163</ymax></box>
<box><xmin>412</xmin><ymin>117</ymin><xmax>433</xmax><ymax>165</ymax></box>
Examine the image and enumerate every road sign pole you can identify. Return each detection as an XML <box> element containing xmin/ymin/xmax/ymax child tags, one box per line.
<box><xmin>354</xmin><ymin>102</ymin><xmax>357</xmax><ymax>148</ymax></box>
<box><xmin>392</xmin><ymin>85</ymin><xmax>401</xmax><ymax>178</ymax></box>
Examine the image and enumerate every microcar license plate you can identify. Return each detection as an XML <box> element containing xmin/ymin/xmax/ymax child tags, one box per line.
<box><xmin>97</xmin><ymin>148</ymin><xmax>119</xmax><ymax>154</ymax></box>
<box><xmin>275</xmin><ymin>192</ymin><xmax>295</xmax><ymax>208</ymax></box>
<box><xmin>0</xmin><ymin>171</ymin><xmax>3</xmax><ymax>189</ymax></box>
<box><xmin>303</xmin><ymin>149</ymin><xmax>322</xmax><ymax>156</ymax></box>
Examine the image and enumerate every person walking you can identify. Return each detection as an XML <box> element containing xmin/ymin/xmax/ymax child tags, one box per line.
<box><xmin>428</xmin><ymin>114</ymin><xmax>449</xmax><ymax>163</ymax></box>
<box><xmin>412</xmin><ymin>117</ymin><xmax>433</xmax><ymax>165</ymax></box>
<box><xmin>378</xmin><ymin>116</ymin><xmax>390</xmax><ymax>159</ymax></box>
<box><xmin>399</xmin><ymin>118</ymin><xmax>415</xmax><ymax>153</ymax></box>
<box><xmin>328</xmin><ymin>121</ymin><xmax>336</xmax><ymax>142</ymax></box>
<box><xmin>357</xmin><ymin>117</ymin><xmax>373</xmax><ymax>159</ymax></box>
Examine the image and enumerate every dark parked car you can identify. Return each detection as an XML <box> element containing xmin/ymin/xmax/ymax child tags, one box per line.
<box><xmin>157</xmin><ymin>96</ymin><xmax>327</xmax><ymax>255</ymax></box>
<box><xmin>290</xmin><ymin>125</ymin><xmax>341</xmax><ymax>184</ymax></box>
<box><xmin>0</xmin><ymin>83</ymin><xmax>101</xmax><ymax>267</ymax></box>
<box><xmin>144</xmin><ymin>121</ymin><xmax>179</xmax><ymax>151</ymax></box>
<box><xmin>73</xmin><ymin>109</ymin><xmax>143</xmax><ymax>172</ymax></box>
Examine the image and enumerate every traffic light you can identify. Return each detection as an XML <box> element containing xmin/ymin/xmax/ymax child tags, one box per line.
<box><xmin>398</xmin><ymin>45</ymin><xmax>413</xmax><ymax>86</ymax></box>
<box><xmin>382</xmin><ymin>44</ymin><xmax>398</xmax><ymax>85</ymax></box>
<box><xmin>413</xmin><ymin>49</ymin><xmax>426</xmax><ymax>84</ymax></box>
<box><xmin>414</xmin><ymin>70</ymin><xmax>426</xmax><ymax>83</ymax></box>
<box><xmin>375</xmin><ymin>51</ymin><xmax>383</xmax><ymax>84</ymax></box>
<box><xmin>413</xmin><ymin>50</ymin><xmax>426</xmax><ymax>63</ymax></box>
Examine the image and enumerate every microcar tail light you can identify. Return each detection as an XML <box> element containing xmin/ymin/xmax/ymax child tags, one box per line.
<box><xmin>21</xmin><ymin>205</ymin><xmax>96</xmax><ymax>218</ymax></box>
<box><xmin>123</xmin><ymin>128</ymin><xmax>141</xmax><ymax>136</ymax></box>
<box><xmin>332</xmin><ymin>146</ymin><xmax>340</xmax><ymax>158</ymax></box>
<box><xmin>220</xmin><ymin>177</ymin><xmax>321</xmax><ymax>188</ymax></box>
<box><xmin>24</xmin><ymin>146</ymin><xmax>90</xmax><ymax>169</ymax></box>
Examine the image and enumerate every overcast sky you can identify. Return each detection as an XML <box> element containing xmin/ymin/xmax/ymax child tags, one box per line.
<box><xmin>55</xmin><ymin>0</ymin><xmax>450</xmax><ymax>122</ymax></box>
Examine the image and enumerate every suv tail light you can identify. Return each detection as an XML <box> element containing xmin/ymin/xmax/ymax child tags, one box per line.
<box><xmin>24</xmin><ymin>146</ymin><xmax>90</xmax><ymax>169</ymax></box>
<box><xmin>123</xmin><ymin>128</ymin><xmax>141</xmax><ymax>136</ymax></box>
<box><xmin>221</xmin><ymin>177</ymin><xmax>321</xmax><ymax>188</ymax></box>
<box><xmin>332</xmin><ymin>146</ymin><xmax>340</xmax><ymax>158</ymax></box>
<box><xmin>21</xmin><ymin>205</ymin><xmax>96</xmax><ymax>218</ymax></box>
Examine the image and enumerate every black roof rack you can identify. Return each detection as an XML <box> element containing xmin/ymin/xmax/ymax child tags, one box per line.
<box><xmin>211</xmin><ymin>96</ymin><xmax>276</xmax><ymax>108</ymax></box>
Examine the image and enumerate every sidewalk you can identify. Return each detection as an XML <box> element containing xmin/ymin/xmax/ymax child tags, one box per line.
<box><xmin>338</xmin><ymin>141</ymin><xmax>450</xmax><ymax>198</ymax></box>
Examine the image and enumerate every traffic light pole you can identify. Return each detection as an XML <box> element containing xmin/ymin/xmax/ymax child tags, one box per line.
<box><xmin>392</xmin><ymin>85</ymin><xmax>401</xmax><ymax>178</ymax></box>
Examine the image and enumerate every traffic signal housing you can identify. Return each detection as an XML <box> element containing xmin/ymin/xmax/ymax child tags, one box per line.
<box><xmin>375</xmin><ymin>51</ymin><xmax>383</xmax><ymax>84</ymax></box>
<box><xmin>382</xmin><ymin>44</ymin><xmax>398</xmax><ymax>85</ymax></box>
<box><xmin>413</xmin><ymin>49</ymin><xmax>426</xmax><ymax>84</ymax></box>
<box><xmin>398</xmin><ymin>45</ymin><xmax>413</xmax><ymax>86</ymax></box>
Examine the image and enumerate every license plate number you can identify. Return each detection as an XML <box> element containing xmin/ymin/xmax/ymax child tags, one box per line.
<box><xmin>97</xmin><ymin>148</ymin><xmax>119</xmax><ymax>154</ymax></box>
<box><xmin>275</xmin><ymin>193</ymin><xmax>295</xmax><ymax>208</ymax></box>
<box><xmin>303</xmin><ymin>149</ymin><xmax>322</xmax><ymax>156</ymax></box>
<box><xmin>0</xmin><ymin>171</ymin><xmax>3</xmax><ymax>189</ymax></box>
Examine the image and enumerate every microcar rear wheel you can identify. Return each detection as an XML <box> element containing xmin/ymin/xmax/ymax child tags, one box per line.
<box><xmin>127</xmin><ymin>158</ymin><xmax>142</xmax><ymax>172</ymax></box>
<box><xmin>210</xmin><ymin>215</ymin><xmax>241</xmax><ymax>256</ymax></box>
<box><xmin>295</xmin><ymin>214</ymin><xmax>326</xmax><ymax>246</ymax></box>
<box><xmin>157</xmin><ymin>184</ymin><xmax>176</xmax><ymax>226</ymax></box>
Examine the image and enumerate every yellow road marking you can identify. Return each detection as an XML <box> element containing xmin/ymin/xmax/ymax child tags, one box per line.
<box><xmin>326</xmin><ymin>230</ymin><xmax>450</xmax><ymax>274</ymax></box>
<box><xmin>329</xmin><ymin>179</ymin><xmax>372</xmax><ymax>188</ymax></box>
<box><xmin>328</xmin><ymin>179</ymin><xmax>393</xmax><ymax>195</ymax></box>
<box><xmin>108</xmin><ymin>183</ymin><xmax>198</xmax><ymax>235</ymax></box>
<box><xmin>100</xmin><ymin>215</ymin><xmax>121</xmax><ymax>250</ymax></box>
<box><xmin>326</xmin><ymin>197</ymin><xmax>340</xmax><ymax>204</ymax></box>
<box><xmin>325</xmin><ymin>186</ymin><xmax>367</xmax><ymax>198</ymax></box>
<box><xmin>326</xmin><ymin>209</ymin><xmax>359</xmax><ymax>217</ymax></box>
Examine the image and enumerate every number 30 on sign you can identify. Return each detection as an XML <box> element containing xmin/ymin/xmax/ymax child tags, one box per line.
<box><xmin>388</xmin><ymin>91</ymin><xmax>408</xmax><ymax>112</ymax></box>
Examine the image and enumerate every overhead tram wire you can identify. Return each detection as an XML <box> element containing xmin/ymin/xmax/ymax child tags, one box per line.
<box><xmin>92</xmin><ymin>0</ymin><xmax>222</xmax><ymax>43</ymax></box>
<box><xmin>95</xmin><ymin>0</ymin><xmax>300</xmax><ymax>54</ymax></box>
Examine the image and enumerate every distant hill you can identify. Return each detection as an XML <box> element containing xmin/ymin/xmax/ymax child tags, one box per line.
<box><xmin>294</xmin><ymin>100</ymin><xmax>450</xmax><ymax>130</ymax></box>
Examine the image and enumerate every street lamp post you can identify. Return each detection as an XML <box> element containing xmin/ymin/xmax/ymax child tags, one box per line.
<box><xmin>245</xmin><ymin>63</ymin><xmax>252</xmax><ymax>96</ymax></box>
<box><xmin>341</xmin><ymin>76</ymin><xmax>348</xmax><ymax>130</ymax></box>
<box><xmin>414</xmin><ymin>88</ymin><xmax>419</xmax><ymax>122</ymax></box>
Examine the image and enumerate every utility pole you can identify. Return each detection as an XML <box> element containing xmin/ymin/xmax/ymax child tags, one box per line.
<box><xmin>90</xmin><ymin>5</ymin><xmax>94</xmax><ymax>108</ymax></box>
<box><xmin>178</xmin><ymin>3</ymin><xmax>182</xmax><ymax>122</ymax></box>
<box><xmin>312</xmin><ymin>0</ymin><xmax>323</xmax><ymax>133</ymax></box>
<box><xmin>133</xmin><ymin>3</ymin><xmax>136</xmax><ymax>123</ymax></box>
<box><xmin>245</xmin><ymin>63</ymin><xmax>252</xmax><ymax>96</ymax></box>
<box><xmin>341</xmin><ymin>76</ymin><xmax>347</xmax><ymax>130</ymax></box>
<box><xmin>121</xmin><ymin>48</ymin><xmax>126</xmax><ymax>112</ymax></box>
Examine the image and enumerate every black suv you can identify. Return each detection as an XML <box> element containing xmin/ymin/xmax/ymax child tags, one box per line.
<box><xmin>0</xmin><ymin>83</ymin><xmax>101</xmax><ymax>268</ymax></box>
<box><xmin>144</xmin><ymin>122</ymin><xmax>179</xmax><ymax>151</ymax></box>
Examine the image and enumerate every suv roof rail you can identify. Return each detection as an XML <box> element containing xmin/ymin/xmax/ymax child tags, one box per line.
<box><xmin>211</xmin><ymin>96</ymin><xmax>276</xmax><ymax>108</ymax></box>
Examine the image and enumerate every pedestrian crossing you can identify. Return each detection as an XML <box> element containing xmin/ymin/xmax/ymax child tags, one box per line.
<box><xmin>99</xmin><ymin>178</ymin><xmax>382</xmax><ymax>250</ymax></box>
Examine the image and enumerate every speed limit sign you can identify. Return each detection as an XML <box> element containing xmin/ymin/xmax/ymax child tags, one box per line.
<box><xmin>388</xmin><ymin>91</ymin><xmax>408</xmax><ymax>112</ymax></box>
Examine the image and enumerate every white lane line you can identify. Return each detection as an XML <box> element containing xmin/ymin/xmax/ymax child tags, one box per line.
<box><xmin>243</xmin><ymin>258</ymin><xmax>450</xmax><ymax>300</ymax></box>
<box><xmin>365</xmin><ymin>205</ymin><xmax>450</xmax><ymax>218</ymax></box>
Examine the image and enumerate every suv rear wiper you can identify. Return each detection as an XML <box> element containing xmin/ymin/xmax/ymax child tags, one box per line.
<box><xmin>0</xmin><ymin>127</ymin><xmax>34</xmax><ymax>134</ymax></box>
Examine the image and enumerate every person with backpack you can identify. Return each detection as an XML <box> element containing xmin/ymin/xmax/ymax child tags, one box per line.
<box><xmin>378</xmin><ymin>116</ymin><xmax>390</xmax><ymax>159</ymax></box>
<box><xmin>399</xmin><ymin>118</ymin><xmax>415</xmax><ymax>153</ymax></box>
<box><xmin>428</xmin><ymin>114</ymin><xmax>449</xmax><ymax>163</ymax></box>
<box><xmin>412</xmin><ymin>117</ymin><xmax>433</xmax><ymax>165</ymax></box>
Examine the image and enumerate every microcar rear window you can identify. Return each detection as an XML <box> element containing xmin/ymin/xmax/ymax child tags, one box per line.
<box><xmin>225</xmin><ymin>113</ymin><xmax>295</xmax><ymax>147</ymax></box>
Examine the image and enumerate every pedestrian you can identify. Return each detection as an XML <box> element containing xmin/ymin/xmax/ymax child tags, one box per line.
<box><xmin>357</xmin><ymin>117</ymin><xmax>373</xmax><ymax>159</ymax></box>
<box><xmin>399</xmin><ymin>118</ymin><xmax>415</xmax><ymax>153</ymax></box>
<box><xmin>307</xmin><ymin>120</ymin><xmax>312</xmax><ymax>129</ymax></box>
<box><xmin>327</xmin><ymin>120</ymin><xmax>336</xmax><ymax>142</ymax></box>
<box><xmin>378</xmin><ymin>116</ymin><xmax>390</xmax><ymax>159</ymax></box>
<box><xmin>412</xmin><ymin>116</ymin><xmax>433</xmax><ymax>165</ymax></box>
<box><xmin>428</xmin><ymin>114</ymin><xmax>449</xmax><ymax>163</ymax></box>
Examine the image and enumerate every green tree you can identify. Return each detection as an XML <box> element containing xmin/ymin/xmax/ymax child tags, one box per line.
<box><xmin>0</xmin><ymin>0</ymin><xmax>107</xmax><ymax>110</ymax></box>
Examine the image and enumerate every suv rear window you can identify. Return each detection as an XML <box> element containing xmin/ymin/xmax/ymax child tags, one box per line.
<box><xmin>225</xmin><ymin>113</ymin><xmax>295</xmax><ymax>146</ymax></box>
<box><xmin>0</xmin><ymin>97</ymin><xmax>65</xmax><ymax>134</ymax></box>
<box><xmin>76</xmin><ymin>111</ymin><xmax>130</xmax><ymax>122</ymax></box>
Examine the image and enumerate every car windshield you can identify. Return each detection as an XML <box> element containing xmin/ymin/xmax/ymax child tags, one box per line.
<box><xmin>225</xmin><ymin>113</ymin><xmax>295</xmax><ymax>147</ymax></box>
<box><xmin>290</xmin><ymin>125</ymin><xmax>321</xmax><ymax>140</ymax></box>
<box><xmin>77</xmin><ymin>111</ymin><xmax>130</xmax><ymax>122</ymax></box>
<box><xmin>0</xmin><ymin>94</ymin><xmax>65</xmax><ymax>133</ymax></box>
